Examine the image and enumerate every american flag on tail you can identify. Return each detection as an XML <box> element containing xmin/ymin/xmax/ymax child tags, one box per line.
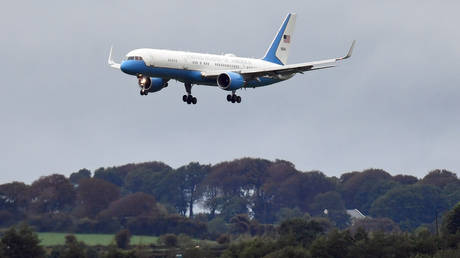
<box><xmin>283</xmin><ymin>34</ymin><xmax>290</xmax><ymax>43</ymax></box>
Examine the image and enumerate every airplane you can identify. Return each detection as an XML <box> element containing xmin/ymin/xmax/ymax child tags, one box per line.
<box><xmin>108</xmin><ymin>13</ymin><xmax>355</xmax><ymax>105</ymax></box>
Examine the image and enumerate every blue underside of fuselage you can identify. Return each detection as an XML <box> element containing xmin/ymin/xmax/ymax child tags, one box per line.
<box><xmin>120</xmin><ymin>60</ymin><xmax>282</xmax><ymax>88</ymax></box>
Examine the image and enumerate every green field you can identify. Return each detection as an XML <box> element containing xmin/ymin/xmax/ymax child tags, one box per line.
<box><xmin>38</xmin><ymin>232</ymin><xmax>158</xmax><ymax>246</ymax></box>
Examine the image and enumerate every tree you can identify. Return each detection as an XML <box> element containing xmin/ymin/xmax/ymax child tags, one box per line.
<box><xmin>309</xmin><ymin>191</ymin><xmax>345</xmax><ymax>215</ymax></box>
<box><xmin>277</xmin><ymin>171</ymin><xmax>336</xmax><ymax>212</ymax></box>
<box><xmin>229</xmin><ymin>214</ymin><xmax>251</xmax><ymax>234</ymax></box>
<box><xmin>370</xmin><ymin>184</ymin><xmax>448</xmax><ymax>230</ymax></box>
<box><xmin>204</xmin><ymin>158</ymin><xmax>272</xmax><ymax>220</ymax></box>
<box><xmin>99</xmin><ymin>192</ymin><xmax>160</xmax><ymax>219</ymax></box>
<box><xmin>442</xmin><ymin>201</ymin><xmax>460</xmax><ymax>235</ymax></box>
<box><xmin>27</xmin><ymin>174</ymin><xmax>76</xmax><ymax>213</ymax></box>
<box><xmin>76</xmin><ymin>178</ymin><xmax>120</xmax><ymax>217</ymax></box>
<box><xmin>207</xmin><ymin>217</ymin><xmax>229</xmax><ymax>237</ymax></box>
<box><xmin>174</xmin><ymin>162</ymin><xmax>210</xmax><ymax>218</ymax></box>
<box><xmin>61</xmin><ymin>235</ymin><xmax>87</xmax><ymax>258</ymax></box>
<box><xmin>94</xmin><ymin>161</ymin><xmax>172</xmax><ymax>188</ymax></box>
<box><xmin>340</xmin><ymin>169</ymin><xmax>397</xmax><ymax>213</ymax></box>
<box><xmin>253</xmin><ymin>160</ymin><xmax>299</xmax><ymax>223</ymax></box>
<box><xmin>443</xmin><ymin>181</ymin><xmax>460</xmax><ymax>208</ymax></box>
<box><xmin>0</xmin><ymin>182</ymin><xmax>28</xmax><ymax>225</ymax></box>
<box><xmin>310</xmin><ymin>229</ymin><xmax>354</xmax><ymax>258</ymax></box>
<box><xmin>124</xmin><ymin>164</ymin><xmax>171</xmax><ymax>195</ymax></box>
<box><xmin>275</xmin><ymin>207</ymin><xmax>305</xmax><ymax>224</ymax></box>
<box><xmin>219</xmin><ymin>196</ymin><xmax>249</xmax><ymax>221</ymax></box>
<box><xmin>420</xmin><ymin>169</ymin><xmax>458</xmax><ymax>189</ymax></box>
<box><xmin>115</xmin><ymin>229</ymin><xmax>131</xmax><ymax>249</ymax></box>
<box><xmin>69</xmin><ymin>169</ymin><xmax>91</xmax><ymax>185</ymax></box>
<box><xmin>0</xmin><ymin>224</ymin><xmax>45</xmax><ymax>258</ymax></box>
<box><xmin>278</xmin><ymin>218</ymin><xmax>326</xmax><ymax>248</ymax></box>
<box><xmin>349</xmin><ymin>217</ymin><xmax>401</xmax><ymax>233</ymax></box>
<box><xmin>393</xmin><ymin>174</ymin><xmax>418</xmax><ymax>185</ymax></box>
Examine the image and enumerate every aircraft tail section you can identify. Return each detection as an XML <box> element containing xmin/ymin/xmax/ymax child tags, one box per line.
<box><xmin>262</xmin><ymin>13</ymin><xmax>296</xmax><ymax>65</ymax></box>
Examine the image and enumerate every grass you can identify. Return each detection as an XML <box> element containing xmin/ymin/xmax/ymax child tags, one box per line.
<box><xmin>38</xmin><ymin>232</ymin><xmax>159</xmax><ymax>246</ymax></box>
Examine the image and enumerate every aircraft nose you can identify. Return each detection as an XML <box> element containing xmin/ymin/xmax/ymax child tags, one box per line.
<box><xmin>120</xmin><ymin>60</ymin><xmax>144</xmax><ymax>75</ymax></box>
<box><xmin>120</xmin><ymin>61</ymin><xmax>130</xmax><ymax>74</ymax></box>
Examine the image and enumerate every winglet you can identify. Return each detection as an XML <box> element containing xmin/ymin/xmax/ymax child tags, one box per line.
<box><xmin>336</xmin><ymin>40</ymin><xmax>356</xmax><ymax>61</ymax></box>
<box><xmin>108</xmin><ymin>46</ymin><xmax>121</xmax><ymax>69</ymax></box>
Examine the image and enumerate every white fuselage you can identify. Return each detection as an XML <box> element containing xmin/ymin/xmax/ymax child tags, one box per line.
<box><xmin>126</xmin><ymin>48</ymin><xmax>280</xmax><ymax>73</ymax></box>
<box><xmin>120</xmin><ymin>48</ymin><xmax>287</xmax><ymax>88</ymax></box>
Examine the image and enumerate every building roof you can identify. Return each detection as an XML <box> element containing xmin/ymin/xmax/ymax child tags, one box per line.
<box><xmin>346</xmin><ymin>209</ymin><xmax>366</xmax><ymax>220</ymax></box>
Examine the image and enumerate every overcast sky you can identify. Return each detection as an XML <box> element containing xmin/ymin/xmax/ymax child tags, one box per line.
<box><xmin>1</xmin><ymin>1</ymin><xmax>459</xmax><ymax>183</ymax></box>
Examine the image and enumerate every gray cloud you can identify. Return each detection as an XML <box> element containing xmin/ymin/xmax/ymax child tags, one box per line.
<box><xmin>1</xmin><ymin>1</ymin><xmax>459</xmax><ymax>183</ymax></box>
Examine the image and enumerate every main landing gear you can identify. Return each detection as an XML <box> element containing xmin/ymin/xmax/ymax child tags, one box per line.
<box><xmin>182</xmin><ymin>82</ymin><xmax>197</xmax><ymax>105</ymax></box>
<box><xmin>226</xmin><ymin>91</ymin><xmax>242</xmax><ymax>104</ymax></box>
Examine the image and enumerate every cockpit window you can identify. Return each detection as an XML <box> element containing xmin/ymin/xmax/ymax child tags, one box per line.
<box><xmin>126</xmin><ymin>56</ymin><xmax>143</xmax><ymax>61</ymax></box>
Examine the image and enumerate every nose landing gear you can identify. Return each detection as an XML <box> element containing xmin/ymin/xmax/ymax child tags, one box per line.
<box><xmin>140</xmin><ymin>89</ymin><xmax>148</xmax><ymax>95</ymax></box>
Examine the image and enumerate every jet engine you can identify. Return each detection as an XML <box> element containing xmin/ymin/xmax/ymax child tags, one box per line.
<box><xmin>138</xmin><ymin>76</ymin><xmax>168</xmax><ymax>93</ymax></box>
<box><xmin>217</xmin><ymin>72</ymin><xmax>245</xmax><ymax>91</ymax></box>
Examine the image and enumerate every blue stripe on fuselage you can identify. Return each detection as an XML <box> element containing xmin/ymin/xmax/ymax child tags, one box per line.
<box><xmin>120</xmin><ymin>60</ymin><xmax>284</xmax><ymax>88</ymax></box>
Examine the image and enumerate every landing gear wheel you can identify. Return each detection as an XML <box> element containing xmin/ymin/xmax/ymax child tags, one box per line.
<box><xmin>183</xmin><ymin>83</ymin><xmax>198</xmax><ymax>105</ymax></box>
<box><xmin>236</xmin><ymin>96</ymin><xmax>241</xmax><ymax>103</ymax></box>
<box><xmin>227</xmin><ymin>94</ymin><xmax>232</xmax><ymax>102</ymax></box>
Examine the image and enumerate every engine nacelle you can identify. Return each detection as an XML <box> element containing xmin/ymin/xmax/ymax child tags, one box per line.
<box><xmin>217</xmin><ymin>72</ymin><xmax>245</xmax><ymax>91</ymax></box>
<box><xmin>138</xmin><ymin>76</ymin><xmax>168</xmax><ymax>92</ymax></box>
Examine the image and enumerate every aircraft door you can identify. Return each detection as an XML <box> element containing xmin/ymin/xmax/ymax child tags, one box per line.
<box><xmin>144</xmin><ymin>54</ymin><xmax>153</xmax><ymax>67</ymax></box>
<box><xmin>182</xmin><ymin>54</ymin><xmax>189</xmax><ymax>69</ymax></box>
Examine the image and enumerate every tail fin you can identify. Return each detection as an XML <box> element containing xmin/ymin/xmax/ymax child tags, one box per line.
<box><xmin>262</xmin><ymin>13</ymin><xmax>297</xmax><ymax>65</ymax></box>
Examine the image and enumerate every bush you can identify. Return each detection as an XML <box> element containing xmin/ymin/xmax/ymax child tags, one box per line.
<box><xmin>177</xmin><ymin>233</ymin><xmax>193</xmax><ymax>247</ymax></box>
<box><xmin>61</xmin><ymin>234</ymin><xmax>87</xmax><ymax>258</ymax></box>
<box><xmin>127</xmin><ymin>215</ymin><xmax>207</xmax><ymax>238</ymax></box>
<box><xmin>222</xmin><ymin>238</ymin><xmax>277</xmax><ymax>258</ymax></box>
<box><xmin>115</xmin><ymin>229</ymin><xmax>131</xmax><ymax>249</ymax></box>
<box><xmin>207</xmin><ymin>217</ymin><xmax>228</xmax><ymax>237</ymax></box>
<box><xmin>160</xmin><ymin>234</ymin><xmax>178</xmax><ymax>247</ymax></box>
<box><xmin>0</xmin><ymin>224</ymin><xmax>45</xmax><ymax>258</ymax></box>
<box><xmin>183</xmin><ymin>247</ymin><xmax>214</xmax><ymax>258</ymax></box>
<box><xmin>27</xmin><ymin>213</ymin><xmax>75</xmax><ymax>232</ymax></box>
<box><xmin>264</xmin><ymin>246</ymin><xmax>311</xmax><ymax>258</ymax></box>
<box><xmin>217</xmin><ymin>234</ymin><xmax>230</xmax><ymax>245</ymax></box>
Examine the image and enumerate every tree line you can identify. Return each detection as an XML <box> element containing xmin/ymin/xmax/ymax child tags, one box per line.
<box><xmin>0</xmin><ymin>158</ymin><xmax>459</xmax><ymax>238</ymax></box>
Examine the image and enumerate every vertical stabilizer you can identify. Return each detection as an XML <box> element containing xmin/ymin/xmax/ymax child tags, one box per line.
<box><xmin>262</xmin><ymin>13</ymin><xmax>297</xmax><ymax>65</ymax></box>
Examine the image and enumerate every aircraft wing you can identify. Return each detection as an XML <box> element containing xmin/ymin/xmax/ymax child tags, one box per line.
<box><xmin>108</xmin><ymin>46</ymin><xmax>121</xmax><ymax>69</ymax></box>
<box><xmin>201</xmin><ymin>40</ymin><xmax>355</xmax><ymax>79</ymax></box>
